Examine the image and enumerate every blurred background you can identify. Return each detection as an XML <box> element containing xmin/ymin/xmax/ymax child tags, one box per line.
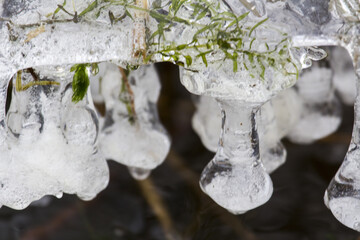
<box><xmin>0</xmin><ymin>61</ymin><xmax>359</xmax><ymax>240</ymax></box>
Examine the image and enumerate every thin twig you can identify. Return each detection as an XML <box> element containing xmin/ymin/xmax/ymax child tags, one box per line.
<box><xmin>20</xmin><ymin>205</ymin><xmax>78</xmax><ymax>240</ymax></box>
<box><xmin>132</xmin><ymin>0</ymin><xmax>148</xmax><ymax>59</ymax></box>
<box><xmin>119</xmin><ymin>67</ymin><xmax>137</xmax><ymax>118</ymax></box>
<box><xmin>137</xmin><ymin>178</ymin><xmax>180</xmax><ymax>240</ymax></box>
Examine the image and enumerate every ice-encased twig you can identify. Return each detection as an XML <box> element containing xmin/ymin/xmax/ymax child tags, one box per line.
<box><xmin>98</xmin><ymin>63</ymin><xmax>170</xmax><ymax>179</ymax></box>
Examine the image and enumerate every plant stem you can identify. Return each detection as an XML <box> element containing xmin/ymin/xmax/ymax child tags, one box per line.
<box><xmin>119</xmin><ymin>67</ymin><xmax>137</xmax><ymax>121</ymax></box>
<box><xmin>132</xmin><ymin>0</ymin><xmax>148</xmax><ymax>59</ymax></box>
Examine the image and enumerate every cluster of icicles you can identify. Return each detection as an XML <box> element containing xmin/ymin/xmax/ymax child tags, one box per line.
<box><xmin>0</xmin><ymin>63</ymin><xmax>170</xmax><ymax>209</ymax></box>
<box><xmin>1</xmin><ymin>46</ymin><xmax>360</xmax><ymax>232</ymax></box>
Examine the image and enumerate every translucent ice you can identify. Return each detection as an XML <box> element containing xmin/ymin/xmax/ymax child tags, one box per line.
<box><xmin>192</xmin><ymin>96</ymin><xmax>286</xmax><ymax>173</ymax></box>
<box><xmin>325</xmin><ymin>144</ymin><xmax>360</xmax><ymax>231</ymax></box>
<box><xmin>200</xmin><ymin>100</ymin><xmax>273</xmax><ymax>214</ymax></box>
<box><xmin>331</xmin><ymin>47</ymin><xmax>357</xmax><ymax>105</ymax></box>
<box><xmin>287</xmin><ymin>61</ymin><xmax>342</xmax><ymax>144</ymax></box>
<box><xmin>191</xmin><ymin>96</ymin><xmax>221</xmax><ymax>153</ymax></box>
<box><xmin>271</xmin><ymin>88</ymin><xmax>303</xmax><ymax>139</ymax></box>
<box><xmin>325</xmin><ymin>11</ymin><xmax>360</xmax><ymax>231</ymax></box>
<box><xmin>0</xmin><ymin>66</ymin><xmax>109</xmax><ymax>210</ymax></box>
<box><xmin>98</xmin><ymin>63</ymin><xmax>170</xmax><ymax>179</ymax></box>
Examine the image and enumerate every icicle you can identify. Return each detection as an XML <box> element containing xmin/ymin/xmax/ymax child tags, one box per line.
<box><xmin>0</xmin><ymin>72</ymin><xmax>12</xmax><ymax>146</ymax></box>
<box><xmin>128</xmin><ymin>167</ymin><xmax>151</xmax><ymax>180</ymax></box>
<box><xmin>331</xmin><ymin>47</ymin><xmax>357</xmax><ymax>105</ymax></box>
<box><xmin>287</xmin><ymin>61</ymin><xmax>342</xmax><ymax>144</ymax></box>
<box><xmin>0</xmin><ymin>66</ymin><xmax>109</xmax><ymax>210</ymax></box>
<box><xmin>199</xmin><ymin>99</ymin><xmax>273</xmax><ymax>214</ymax></box>
<box><xmin>192</xmin><ymin>95</ymin><xmax>286</xmax><ymax>173</ymax></box>
<box><xmin>324</xmin><ymin>8</ymin><xmax>360</xmax><ymax>230</ymax></box>
<box><xmin>99</xmin><ymin>63</ymin><xmax>170</xmax><ymax>179</ymax></box>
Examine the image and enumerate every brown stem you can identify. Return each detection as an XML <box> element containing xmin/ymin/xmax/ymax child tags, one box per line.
<box><xmin>132</xmin><ymin>0</ymin><xmax>148</xmax><ymax>59</ymax></box>
<box><xmin>137</xmin><ymin>178</ymin><xmax>180</xmax><ymax>240</ymax></box>
<box><xmin>119</xmin><ymin>67</ymin><xmax>137</xmax><ymax>119</ymax></box>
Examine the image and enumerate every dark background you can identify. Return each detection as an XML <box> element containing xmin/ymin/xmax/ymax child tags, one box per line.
<box><xmin>0</xmin><ymin>62</ymin><xmax>359</xmax><ymax>240</ymax></box>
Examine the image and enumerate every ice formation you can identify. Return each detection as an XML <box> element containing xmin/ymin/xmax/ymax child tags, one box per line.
<box><xmin>324</xmin><ymin>0</ymin><xmax>360</xmax><ymax>232</ymax></box>
<box><xmin>0</xmin><ymin>0</ymin><xmax>359</xmax><ymax>232</ymax></box>
<box><xmin>0</xmin><ymin>66</ymin><xmax>109</xmax><ymax>209</ymax></box>
<box><xmin>98</xmin><ymin>63</ymin><xmax>170</xmax><ymax>180</ymax></box>
<box><xmin>199</xmin><ymin>100</ymin><xmax>273</xmax><ymax>214</ymax></box>
<box><xmin>287</xmin><ymin>61</ymin><xmax>342</xmax><ymax>144</ymax></box>
<box><xmin>192</xmin><ymin>96</ymin><xmax>286</xmax><ymax>173</ymax></box>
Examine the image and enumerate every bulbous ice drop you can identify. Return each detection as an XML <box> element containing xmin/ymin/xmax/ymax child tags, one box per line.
<box><xmin>99</xmin><ymin>63</ymin><xmax>170</xmax><ymax>177</ymax></box>
<box><xmin>192</xmin><ymin>95</ymin><xmax>286</xmax><ymax>173</ymax></box>
<box><xmin>325</xmin><ymin>23</ymin><xmax>360</xmax><ymax>231</ymax></box>
<box><xmin>199</xmin><ymin>99</ymin><xmax>273</xmax><ymax>214</ymax></box>
<box><xmin>0</xmin><ymin>66</ymin><xmax>109</xmax><ymax>210</ymax></box>
<box><xmin>287</xmin><ymin>61</ymin><xmax>342</xmax><ymax>144</ymax></box>
<box><xmin>128</xmin><ymin>167</ymin><xmax>151</xmax><ymax>181</ymax></box>
<box><xmin>331</xmin><ymin>47</ymin><xmax>357</xmax><ymax>105</ymax></box>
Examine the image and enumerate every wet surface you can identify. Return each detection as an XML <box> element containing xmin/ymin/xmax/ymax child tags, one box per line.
<box><xmin>0</xmin><ymin>62</ymin><xmax>359</xmax><ymax>240</ymax></box>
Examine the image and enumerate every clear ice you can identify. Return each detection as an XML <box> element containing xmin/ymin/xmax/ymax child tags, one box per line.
<box><xmin>192</xmin><ymin>96</ymin><xmax>286</xmax><ymax>173</ymax></box>
<box><xmin>98</xmin><ymin>63</ymin><xmax>171</xmax><ymax>179</ymax></box>
<box><xmin>199</xmin><ymin>100</ymin><xmax>273</xmax><ymax>214</ymax></box>
<box><xmin>324</xmin><ymin>0</ymin><xmax>360</xmax><ymax>232</ymax></box>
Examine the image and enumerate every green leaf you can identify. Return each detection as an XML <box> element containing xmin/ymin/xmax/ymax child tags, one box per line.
<box><xmin>249</xmin><ymin>18</ymin><xmax>268</xmax><ymax>36</ymax></box>
<box><xmin>196</xmin><ymin>7</ymin><xmax>208</xmax><ymax>20</ymax></box>
<box><xmin>197</xmin><ymin>51</ymin><xmax>212</xmax><ymax>67</ymax></box>
<box><xmin>54</xmin><ymin>0</ymin><xmax>67</xmax><ymax>16</ymax></box>
<box><xmin>79</xmin><ymin>0</ymin><xmax>98</xmax><ymax>17</ymax></box>
<box><xmin>71</xmin><ymin>64</ymin><xmax>90</xmax><ymax>103</ymax></box>
<box><xmin>125</xmin><ymin>9</ymin><xmax>134</xmax><ymax>20</ymax></box>
<box><xmin>185</xmin><ymin>55</ymin><xmax>192</xmax><ymax>66</ymax></box>
<box><xmin>176</xmin><ymin>44</ymin><xmax>188</xmax><ymax>50</ymax></box>
<box><xmin>150</xmin><ymin>10</ymin><xmax>170</xmax><ymax>23</ymax></box>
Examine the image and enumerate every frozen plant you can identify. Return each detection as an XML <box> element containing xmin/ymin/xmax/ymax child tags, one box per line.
<box><xmin>98</xmin><ymin>63</ymin><xmax>170</xmax><ymax>180</ymax></box>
